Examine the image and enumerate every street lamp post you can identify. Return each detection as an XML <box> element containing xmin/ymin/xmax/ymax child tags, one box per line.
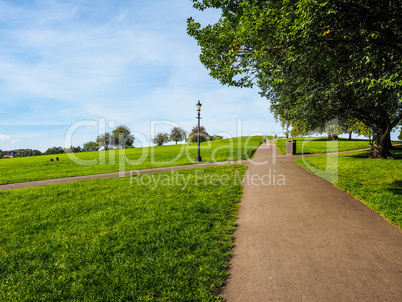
<box><xmin>196</xmin><ymin>100</ymin><xmax>202</xmax><ymax>162</ymax></box>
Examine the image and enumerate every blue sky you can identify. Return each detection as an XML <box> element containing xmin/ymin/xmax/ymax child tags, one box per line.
<box><xmin>0</xmin><ymin>0</ymin><xmax>284</xmax><ymax>151</ymax></box>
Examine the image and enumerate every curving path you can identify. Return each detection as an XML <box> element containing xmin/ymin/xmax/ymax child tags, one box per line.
<box><xmin>1</xmin><ymin>141</ymin><xmax>401</xmax><ymax>301</ymax></box>
<box><xmin>221</xmin><ymin>141</ymin><xmax>401</xmax><ymax>301</ymax></box>
<box><xmin>0</xmin><ymin>161</ymin><xmax>250</xmax><ymax>191</ymax></box>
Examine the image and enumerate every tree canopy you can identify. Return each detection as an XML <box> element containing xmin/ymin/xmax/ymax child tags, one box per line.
<box><xmin>188</xmin><ymin>126</ymin><xmax>210</xmax><ymax>143</ymax></box>
<box><xmin>96</xmin><ymin>133</ymin><xmax>111</xmax><ymax>150</ymax></box>
<box><xmin>44</xmin><ymin>146</ymin><xmax>64</xmax><ymax>155</ymax></box>
<box><xmin>170</xmin><ymin>127</ymin><xmax>187</xmax><ymax>144</ymax></box>
<box><xmin>111</xmin><ymin>125</ymin><xmax>134</xmax><ymax>149</ymax></box>
<box><xmin>188</xmin><ymin>0</ymin><xmax>402</xmax><ymax>158</ymax></box>
<box><xmin>153</xmin><ymin>132</ymin><xmax>170</xmax><ymax>146</ymax></box>
<box><xmin>83</xmin><ymin>141</ymin><xmax>99</xmax><ymax>152</ymax></box>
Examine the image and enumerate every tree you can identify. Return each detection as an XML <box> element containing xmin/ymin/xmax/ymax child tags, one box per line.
<box><xmin>83</xmin><ymin>141</ymin><xmax>99</xmax><ymax>152</ymax></box>
<box><xmin>15</xmin><ymin>149</ymin><xmax>35</xmax><ymax>157</ymax></box>
<box><xmin>339</xmin><ymin>119</ymin><xmax>370</xmax><ymax>140</ymax></box>
<box><xmin>210</xmin><ymin>135</ymin><xmax>223</xmax><ymax>141</ymax></box>
<box><xmin>153</xmin><ymin>132</ymin><xmax>170</xmax><ymax>146</ymax></box>
<box><xmin>111</xmin><ymin>125</ymin><xmax>134</xmax><ymax>149</ymax></box>
<box><xmin>188</xmin><ymin>126</ymin><xmax>209</xmax><ymax>143</ymax></box>
<box><xmin>96</xmin><ymin>133</ymin><xmax>111</xmax><ymax>150</ymax></box>
<box><xmin>0</xmin><ymin>149</ymin><xmax>3</xmax><ymax>159</ymax></box>
<box><xmin>65</xmin><ymin>146</ymin><xmax>82</xmax><ymax>153</ymax></box>
<box><xmin>44</xmin><ymin>146</ymin><xmax>64</xmax><ymax>155</ymax></box>
<box><xmin>188</xmin><ymin>0</ymin><xmax>402</xmax><ymax>158</ymax></box>
<box><xmin>32</xmin><ymin>150</ymin><xmax>42</xmax><ymax>156</ymax></box>
<box><xmin>170</xmin><ymin>127</ymin><xmax>187</xmax><ymax>144</ymax></box>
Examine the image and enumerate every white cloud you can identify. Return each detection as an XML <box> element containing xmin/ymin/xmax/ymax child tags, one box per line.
<box><xmin>0</xmin><ymin>0</ymin><xmax>282</xmax><ymax>150</ymax></box>
<box><xmin>0</xmin><ymin>134</ymin><xmax>11</xmax><ymax>141</ymax></box>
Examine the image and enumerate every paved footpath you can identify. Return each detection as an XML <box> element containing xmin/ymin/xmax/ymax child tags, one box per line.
<box><xmin>222</xmin><ymin>141</ymin><xmax>402</xmax><ymax>301</ymax></box>
<box><xmin>1</xmin><ymin>142</ymin><xmax>401</xmax><ymax>301</ymax></box>
<box><xmin>0</xmin><ymin>161</ymin><xmax>248</xmax><ymax>191</ymax></box>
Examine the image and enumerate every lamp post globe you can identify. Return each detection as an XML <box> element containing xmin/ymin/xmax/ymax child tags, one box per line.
<box><xmin>196</xmin><ymin>100</ymin><xmax>202</xmax><ymax>162</ymax></box>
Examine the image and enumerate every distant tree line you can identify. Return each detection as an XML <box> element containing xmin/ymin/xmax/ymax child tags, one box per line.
<box><xmin>1</xmin><ymin>125</ymin><xmax>227</xmax><ymax>158</ymax></box>
<box><xmin>0</xmin><ymin>149</ymin><xmax>42</xmax><ymax>158</ymax></box>
<box><xmin>42</xmin><ymin>125</ymin><xmax>135</xmax><ymax>155</ymax></box>
<box><xmin>152</xmin><ymin>126</ymin><xmax>223</xmax><ymax>146</ymax></box>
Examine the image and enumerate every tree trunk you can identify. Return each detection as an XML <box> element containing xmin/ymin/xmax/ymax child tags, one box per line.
<box><xmin>349</xmin><ymin>131</ymin><xmax>352</xmax><ymax>140</ymax></box>
<box><xmin>368</xmin><ymin>125</ymin><xmax>393</xmax><ymax>158</ymax></box>
<box><xmin>386</xmin><ymin>132</ymin><xmax>395</xmax><ymax>150</ymax></box>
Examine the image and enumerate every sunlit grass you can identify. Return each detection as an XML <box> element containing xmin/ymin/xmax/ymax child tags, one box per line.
<box><xmin>0</xmin><ymin>136</ymin><xmax>263</xmax><ymax>185</ymax></box>
<box><xmin>295</xmin><ymin>147</ymin><xmax>402</xmax><ymax>228</ymax></box>
<box><xmin>275</xmin><ymin>137</ymin><xmax>374</xmax><ymax>155</ymax></box>
<box><xmin>0</xmin><ymin>165</ymin><xmax>247</xmax><ymax>301</ymax></box>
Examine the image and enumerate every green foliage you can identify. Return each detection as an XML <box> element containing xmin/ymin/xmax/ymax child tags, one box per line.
<box><xmin>96</xmin><ymin>133</ymin><xmax>111</xmax><ymax>150</ymax></box>
<box><xmin>275</xmin><ymin>137</ymin><xmax>374</xmax><ymax>155</ymax></box>
<box><xmin>111</xmin><ymin>125</ymin><xmax>134</xmax><ymax>149</ymax></box>
<box><xmin>83</xmin><ymin>141</ymin><xmax>99</xmax><ymax>152</ymax></box>
<box><xmin>65</xmin><ymin>146</ymin><xmax>82</xmax><ymax>153</ymax></box>
<box><xmin>0</xmin><ymin>136</ymin><xmax>262</xmax><ymax>185</ymax></box>
<box><xmin>339</xmin><ymin>119</ymin><xmax>370</xmax><ymax>139</ymax></box>
<box><xmin>188</xmin><ymin>126</ymin><xmax>210</xmax><ymax>143</ymax></box>
<box><xmin>153</xmin><ymin>132</ymin><xmax>170</xmax><ymax>146</ymax></box>
<box><xmin>170</xmin><ymin>127</ymin><xmax>187</xmax><ymax>144</ymax></box>
<box><xmin>0</xmin><ymin>165</ymin><xmax>247</xmax><ymax>301</ymax></box>
<box><xmin>0</xmin><ymin>149</ymin><xmax>2</xmax><ymax>159</ymax></box>
<box><xmin>31</xmin><ymin>149</ymin><xmax>42</xmax><ymax>156</ymax></box>
<box><xmin>44</xmin><ymin>146</ymin><xmax>64</xmax><ymax>155</ymax></box>
<box><xmin>188</xmin><ymin>0</ymin><xmax>402</xmax><ymax>158</ymax></box>
<box><xmin>295</xmin><ymin>148</ymin><xmax>402</xmax><ymax>228</ymax></box>
<box><xmin>210</xmin><ymin>135</ymin><xmax>224</xmax><ymax>141</ymax></box>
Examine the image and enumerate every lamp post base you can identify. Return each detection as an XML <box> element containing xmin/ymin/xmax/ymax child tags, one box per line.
<box><xmin>196</xmin><ymin>155</ymin><xmax>202</xmax><ymax>162</ymax></box>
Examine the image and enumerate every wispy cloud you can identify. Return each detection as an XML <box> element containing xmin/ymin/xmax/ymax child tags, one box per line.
<box><xmin>0</xmin><ymin>0</ymin><xmax>281</xmax><ymax>151</ymax></box>
<box><xmin>0</xmin><ymin>134</ymin><xmax>11</xmax><ymax>141</ymax></box>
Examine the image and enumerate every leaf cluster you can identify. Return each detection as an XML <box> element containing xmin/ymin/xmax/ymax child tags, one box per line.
<box><xmin>188</xmin><ymin>0</ymin><xmax>402</xmax><ymax>155</ymax></box>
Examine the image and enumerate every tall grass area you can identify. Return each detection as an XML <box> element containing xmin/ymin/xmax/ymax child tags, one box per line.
<box><xmin>0</xmin><ymin>165</ymin><xmax>247</xmax><ymax>301</ymax></box>
<box><xmin>295</xmin><ymin>148</ymin><xmax>402</xmax><ymax>228</ymax></box>
<box><xmin>275</xmin><ymin>137</ymin><xmax>374</xmax><ymax>155</ymax></box>
<box><xmin>0</xmin><ymin>136</ymin><xmax>263</xmax><ymax>185</ymax></box>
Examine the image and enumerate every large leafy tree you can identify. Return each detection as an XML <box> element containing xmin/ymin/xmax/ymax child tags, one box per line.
<box><xmin>96</xmin><ymin>133</ymin><xmax>111</xmax><ymax>150</ymax></box>
<box><xmin>188</xmin><ymin>126</ymin><xmax>210</xmax><ymax>143</ymax></box>
<box><xmin>44</xmin><ymin>146</ymin><xmax>64</xmax><ymax>155</ymax></box>
<box><xmin>170</xmin><ymin>127</ymin><xmax>187</xmax><ymax>144</ymax></box>
<box><xmin>153</xmin><ymin>132</ymin><xmax>170</xmax><ymax>146</ymax></box>
<box><xmin>111</xmin><ymin>125</ymin><xmax>135</xmax><ymax>149</ymax></box>
<box><xmin>83</xmin><ymin>141</ymin><xmax>99</xmax><ymax>152</ymax></box>
<box><xmin>188</xmin><ymin>0</ymin><xmax>402</xmax><ymax>158</ymax></box>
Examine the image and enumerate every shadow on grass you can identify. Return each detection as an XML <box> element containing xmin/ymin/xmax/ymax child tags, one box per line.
<box><xmin>388</xmin><ymin>180</ymin><xmax>402</xmax><ymax>195</ymax></box>
<box><xmin>346</xmin><ymin>146</ymin><xmax>402</xmax><ymax>159</ymax></box>
<box><xmin>348</xmin><ymin>151</ymin><xmax>370</xmax><ymax>159</ymax></box>
<box><xmin>391</xmin><ymin>146</ymin><xmax>402</xmax><ymax>159</ymax></box>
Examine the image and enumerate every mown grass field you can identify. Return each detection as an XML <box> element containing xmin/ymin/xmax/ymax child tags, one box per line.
<box><xmin>275</xmin><ymin>137</ymin><xmax>375</xmax><ymax>155</ymax></box>
<box><xmin>0</xmin><ymin>136</ymin><xmax>263</xmax><ymax>185</ymax></box>
<box><xmin>296</xmin><ymin>147</ymin><xmax>402</xmax><ymax>228</ymax></box>
<box><xmin>0</xmin><ymin>165</ymin><xmax>247</xmax><ymax>301</ymax></box>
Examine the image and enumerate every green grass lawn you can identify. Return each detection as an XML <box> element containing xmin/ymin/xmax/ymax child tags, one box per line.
<box><xmin>275</xmin><ymin>137</ymin><xmax>375</xmax><ymax>155</ymax></box>
<box><xmin>0</xmin><ymin>165</ymin><xmax>247</xmax><ymax>301</ymax></box>
<box><xmin>0</xmin><ymin>136</ymin><xmax>263</xmax><ymax>185</ymax></box>
<box><xmin>295</xmin><ymin>147</ymin><xmax>402</xmax><ymax>228</ymax></box>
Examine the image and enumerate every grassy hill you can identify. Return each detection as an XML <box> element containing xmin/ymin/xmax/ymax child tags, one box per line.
<box><xmin>0</xmin><ymin>136</ymin><xmax>264</xmax><ymax>185</ymax></box>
